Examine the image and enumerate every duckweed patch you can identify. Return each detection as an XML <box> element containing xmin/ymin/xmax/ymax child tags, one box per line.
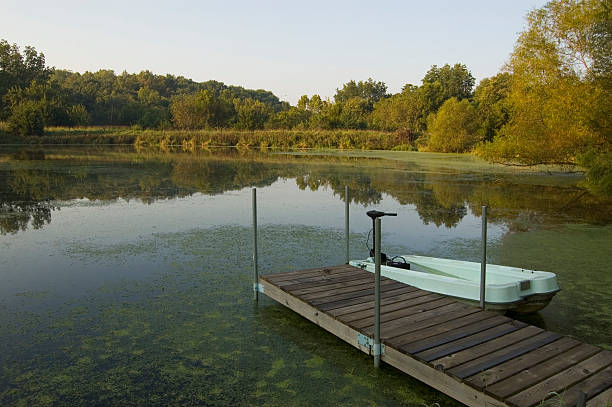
<box><xmin>0</xmin><ymin>224</ymin><xmax>460</xmax><ymax>406</ymax></box>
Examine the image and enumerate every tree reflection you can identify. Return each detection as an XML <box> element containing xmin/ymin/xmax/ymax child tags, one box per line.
<box><xmin>0</xmin><ymin>201</ymin><xmax>55</xmax><ymax>234</ymax></box>
<box><xmin>0</xmin><ymin>148</ymin><xmax>610</xmax><ymax>235</ymax></box>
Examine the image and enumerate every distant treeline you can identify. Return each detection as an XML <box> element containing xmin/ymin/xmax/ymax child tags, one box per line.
<box><xmin>0</xmin><ymin>0</ymin><xmax>610</xmax><ymax>193</ymax></box>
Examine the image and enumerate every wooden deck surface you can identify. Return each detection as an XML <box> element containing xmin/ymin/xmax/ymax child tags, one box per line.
<box><xmin>259</xmin><ymin>265</ymin><xmax>611</xmax><ymax>407</ymax></box>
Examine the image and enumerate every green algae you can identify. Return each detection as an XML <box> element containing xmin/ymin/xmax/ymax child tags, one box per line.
<box><xmin>0</xmin><ymin>224</ymin><xmax>461</xmax><ymax>406</ymax></box>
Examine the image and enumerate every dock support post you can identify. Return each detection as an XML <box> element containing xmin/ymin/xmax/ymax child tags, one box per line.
<box><xmin>374</xmin><ymin>217</ymin><xmax>382</xmax><ymax>368</ymax></box>
<box><xmin>345</xmin><ymin>186</ymin><xmax>349</xmax><ymax>264</ymax></box>
<box><xmin>480</xmin><ymin>205</ymin><xmax>488</xmax><ymax>309</ymax></box>
<box><xmin>252</xmin><ymin>188</ymin><xmax>259</xmax><ymax>301</ymax></box>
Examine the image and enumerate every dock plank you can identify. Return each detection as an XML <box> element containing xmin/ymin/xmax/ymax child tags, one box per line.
<box><xmin>339</xmin><ymin>293</ymin><xmax>444</xmax><ymax>323</ymax></box>
<box><xmin>587</xmin><ymin>387</ymin><xmax>612</xmax><ymax>407</ymax></box>
<box><xmin>308</xmin><ymin>280</ymin><xmax>406</xmax><ymax>306</ymax></box>
<box><xmin>262</xmin><ymin>265</ymin><xmax>352</xmax><ymax>282</ymax></box>
<box><xmin>326</xmin><ymin>288</ymin><xmax>430</xmax><ymax>317</ymax></box>
<box><xmin>506</xmin><ymin>350</ymin><xmax>612</xmax><ymax>407</ymax></box>
<box><xmin>533</xmin><ymin>364</ymin><xmax>612</xmax><ymax>407</ymax></box>
<box><xmin>484</xmin><ymin>342</ymin><xmax>601</xmax><ymax>399</ymax></box>
<box><xmin>447</xmin><ymin>331</ymin><xmax>562</xmax><ymax>379</ymax></box>
<box><xmin>431</xmin><ymin>325</ymin><xmax>543</xmax><ymax>371</ymax></box>
<box><xmin>414</xmin><ymin>320</ymin><xmax>527</xmax><ymax>362</ymax></box>
<box><xmin>464</xmin><ymin>336</ymin><xmax>581</xmax><ymax>389</ymax></box>
<box><xmin>300</xmin><ymin>279</ymin><xmax>401</xmax><ymax>302</ymax></box>
<box><xmin>356</xmin><ymin>300</ymin><xmax>462</xmax><ymax>332</ymax></box>
<box><xmin>370</xmin><ymin>303</ymin><xmax>480</xmax><ymax>338</ymax></box>
<box><xmin>397</xmin><ymin>314</ymin><xmax>511</xmax><ymax>354</ymax></box>
<box><xmin>288</xmin><ymin>276</ymin><xmax>377</xmax><ymax>295</ymax></box>
<box><xmin>317</xmin><ymin>286</ymin><xmax>417</xmax><ymax>311</ymax></box>
<box><xmin>275</xmin><ymin>269</ymin><xmax>374</xmax><ymax>289</ymax></box>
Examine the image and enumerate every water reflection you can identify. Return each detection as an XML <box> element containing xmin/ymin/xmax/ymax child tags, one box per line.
<box><xmin>0</xmin><ymin>147</ymin><xmax>610</xmax><ymax>235</ymax></box>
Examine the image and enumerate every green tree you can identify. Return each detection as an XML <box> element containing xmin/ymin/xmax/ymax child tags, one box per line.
<box><xmin>67</xmin><ymin>104</ymin><xmax>90</xmax><ymax>127</ymax></box>
<box><xmin>473</xmin><ymin>73</ymin><xmax>512</xmax><ymax>141</ymax></box>
<box><xmin>297</xmin><ymin>95</ymin><xmax>309</xmax><ymax>110</ymax></box>
<box><xmin>266</xmin><ymin>107</ymin><xmax>310</xmax><ymax>129</ymax></box>
<box><xmin>370</xmin><ymin>85</ymin><xmax>424</xmax><ymax>131</ymax></box>
<box><xmin>334</xmin><ymin>78</ymin><xmax>388</xmax><ymax>105</ymax></box>
<box><xmin>0</xmin><ymin>40</ymin><xmax>51</xmax><ymax>118</ymax></box>
<box><xmin>171</xmin><ymin>90</ymin><xmax>233</xmax><ymax>129</ymax></box>
<box><xmin>7</xmin><ymin>100</ymin><xmax>44</xmax><ymax>136</ymax></box>
<box><xmin>420</xmin><ymin>63</ymin><xmax>475</xmax><ymax>118</ymax></box>
<box><xmin>427</xmin><ymin>98</ymin><xmax>479</xmax><ymax>152</ymax></box>
<box><xmin>308</xmin><ymin>94</ymin><xmax>323</xmax><ymax>114</ymax></box>
<box><xmin>234</xmin><ymin>98</ymin><xmax>270</xmax><ymax>130</ymax></box>
<box><xmin>339</xmin><ymin>97</ymin><xmax>370</xmax><ymax>129</ymax></box>
<box><xmin>482</xmin><ymin>0</ymin><xmax>611</xmax><ymax>169</ymax></box>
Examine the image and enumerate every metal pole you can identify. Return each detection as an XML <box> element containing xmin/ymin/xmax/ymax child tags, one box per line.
<box><xmin>374</xmin><ymin>217</ymin><xmax>382</xmax><ymax>368</ymax></box>
<box><xmin>345</xmin><ymin>185</ymin><xmax>349</xmax><ymax>264</ymax></box>
<box><xmin>480</xmin><ymin>205</ymin><xmax>488</xmax><ymax>309</ymax></box>
<box><xmin>252</xmin><ymin>188</ymin><xmax>259</xmax><ymax>301</ymax></box>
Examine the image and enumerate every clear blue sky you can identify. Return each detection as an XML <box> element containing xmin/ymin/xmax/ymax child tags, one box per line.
<box><xmin>2</xmin><ymin>0</ymin><xmax>547</xmax><ymax>104</ymax></box>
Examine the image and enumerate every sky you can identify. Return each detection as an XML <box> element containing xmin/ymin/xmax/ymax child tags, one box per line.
<box><xmin>2</xmin><ymin>0</ymin><xmax>548</xmax><ymax>105</ymax></box>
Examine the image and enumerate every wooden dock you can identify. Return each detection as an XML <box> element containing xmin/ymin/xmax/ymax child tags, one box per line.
<box><xmin>258</xmin><ymin>265</ymin><xmax>612</xmax><ymax>407</ymax></box>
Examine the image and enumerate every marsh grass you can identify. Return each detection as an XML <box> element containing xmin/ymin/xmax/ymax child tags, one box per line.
<box><xmin>8</xmin><ymin>126</ymin><xmax>412</xmax><ymax>150</ymax></box>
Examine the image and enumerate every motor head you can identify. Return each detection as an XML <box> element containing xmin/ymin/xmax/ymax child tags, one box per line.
<box><xmin>366</xmin><ymin>210</ymin><xmax>397</xmax><ymax>219</ymax></box>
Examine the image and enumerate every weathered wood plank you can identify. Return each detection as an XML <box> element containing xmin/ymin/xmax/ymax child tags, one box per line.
<box><xmin>366</xmin><ymin>303</ymin><xmax>478</xmax><ymax>337</ymax></box>
<box><xmin>339</xmin><ymin>292</ymin><xmax>443</xmax><ymax>323</ymax></box>
<box><xmin>557</xmin><ymin>364</ymin><xmax>612</xmax><ymax>407</ymax></box>
<box><xmin>301</xmin><ymin>279</ymin><xmax>401</xmax><ymax>302</ymax></box>
<box><xmin>262</xmin><ymin>265</ymin><xmax>353</xmax><ymax>282</ymax></box>
<box><xmin>448</xmin><ymin>331</ymin><xmax>562</xmax><ymax>379</ymax></box>
<box><xmin>484</xmin><ymin>342</ymin><xmax>601</xmax><ymax>399</ymax></box>
<box><xmin>275</xmin><ymin>269</ymin><xmax>372</xmax><ymax>288</ymax></box>
<box><xmin>506</xmin><ymin>350</ymin><xmax>612</xmax><ymax>407</ymax></box>
<box><xmin>317</xmin><ymin>286</ymin><xmax>417</xmax><ymax>311</ymax></box>
<box><xmin>414</xmin><ymin>320</ymin><xmax>527</xmax><ymax>362</ymax></box>
<box><xmin>356</xmin><ymin>299</ymin><xmax>461</xmax><ymax>332</ymax></box>
<box><xmin>288</xmin><ymin>276</ymin><xmax>377</xmax><ymax>296</ymax></box>
<box><xmin>431</xmin><ymin>325</ymin><xmax>544</xmax><ymax>371</ymax></box>
<box><xmin>398</xmin><ymin>313</ymin><xmax>510</xmax><ymax>354</ymax></box>
<box><xmin>465</xmin><ymin>336</ymin><xmax>581</xmax><ymax>390</ymax></box>
<box><xmin>326</xmin><ymin>288</ymin><xmax>429</xmax><ymax>317</ymax></box>
<box><xmin>308</xmin><ymin>280</ymin><xmax>406</xmax><ymax>305</ymax></box>
<box><xmin>586</xmin><ymin>386</ymin><xmax>612</xmax><ymax>407</ymax></box>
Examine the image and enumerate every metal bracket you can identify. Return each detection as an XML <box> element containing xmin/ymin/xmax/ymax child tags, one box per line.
<box><xmin>357</xmin><ymin>333</ymin><xmax>384</xmax><ymax>355</ymax></box>
<box><xmin>253</xmin><ymin>283</ymin><xmax>265</xmax><ymax>293</ymax></box>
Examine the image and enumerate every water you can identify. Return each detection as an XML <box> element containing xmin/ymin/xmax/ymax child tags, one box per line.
<box><xmin>1</xmin><ymin>146</ymin><xmax>610</xmax><ymax>406</ymax></box>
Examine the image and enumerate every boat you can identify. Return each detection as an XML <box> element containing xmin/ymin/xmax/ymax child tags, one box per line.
<box><xmin>349</xmin><ymin>255</ymin><xmax>560</xmax><ymax>314</ymax></box>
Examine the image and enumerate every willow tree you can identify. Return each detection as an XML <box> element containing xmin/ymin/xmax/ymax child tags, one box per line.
<box><xmin>482</xmin><ymin>0</ymin><xmax>611</xmax><ymax>166</ymax></box>
<box><xmin>426</xmin><ymin>98</ymin><xmax>480</xmax><ymax>153</ymax></box>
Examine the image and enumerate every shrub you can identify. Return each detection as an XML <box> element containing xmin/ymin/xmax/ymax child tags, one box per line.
<box><xmin>8</xmin><ymin>100</ymin><xmax>44</xmax><ymax>136</ymax></box>
<box><xmin>426</xmin><ymin>98</ymin><xmax>479</xmax><ymax>153</ymax></box>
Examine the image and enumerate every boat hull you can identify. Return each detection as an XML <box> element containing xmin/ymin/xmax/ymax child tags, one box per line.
<box><xmin>349</xmin><ymin>255</ymin><xmax>560</xmax><ymax>314</ymax></box>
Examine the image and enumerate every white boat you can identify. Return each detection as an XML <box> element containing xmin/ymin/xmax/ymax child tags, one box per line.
<box><xmin>349</xmin><ymin>255</ymin><xmax>560</xmax><ymax>313</ymax></box>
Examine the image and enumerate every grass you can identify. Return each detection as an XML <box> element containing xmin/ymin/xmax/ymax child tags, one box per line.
<box><xmin>1</xmin><ymin>125</ymin><xmax>414</xmax><ymax>150</ymax></box>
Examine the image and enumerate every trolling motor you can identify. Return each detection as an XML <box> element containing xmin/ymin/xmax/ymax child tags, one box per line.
<box><xmin>367</xmin><ymin>210</ymin><xmax>396</xmax><ymax>263</ymax></box>
<box><xmin>366</xmin><ymin>210</ymin><xmax>411</xmax><ymax>270</ymax></box>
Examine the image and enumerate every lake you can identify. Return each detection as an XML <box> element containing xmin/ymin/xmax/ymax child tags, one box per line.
<box><xmin>1</xmin><ymin>146</ymin><xmax>610</xmax><ymax>406</ymax></box>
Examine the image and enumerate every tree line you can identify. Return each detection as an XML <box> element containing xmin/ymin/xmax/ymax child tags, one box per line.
<box><xmin>0</xmin><ymin>0</ymin><xmax>610</xmax><ymax>193</ymax></box>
